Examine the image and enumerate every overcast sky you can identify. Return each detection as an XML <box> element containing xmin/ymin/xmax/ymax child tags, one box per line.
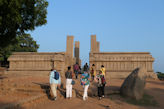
<box><xmin>29</xmin><ymin>0</ymin><xmax>164</xmax><ymax>72</ymax></box>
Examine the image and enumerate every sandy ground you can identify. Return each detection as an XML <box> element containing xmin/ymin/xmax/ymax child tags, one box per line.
<box><xmin>0</xmin><ymin>73</ymin><xmax>164</xmax><ymax>109</ymax></box>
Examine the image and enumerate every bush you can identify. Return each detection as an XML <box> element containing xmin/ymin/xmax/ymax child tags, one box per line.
<box><xmin>157</xmin><ymin>72</ymin><xmax>164</xmax><ymax>80</ymax></box>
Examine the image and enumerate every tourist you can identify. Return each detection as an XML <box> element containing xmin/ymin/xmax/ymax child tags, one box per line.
<box><xmin>49</xmin><ymin>68</ymin><xmax>61</xmax><ymax>101</ymax></box>
<box><xmin>100</xmin><ymin>65</ymin><xmax>106</xmax><ymax>77</ymax></box>
<box><xmin>95</xmin><ymin>70</ymin><xmax>106</xmax><ymax>100</ymax></box>
<box><xmin>80</xmin><ymin>71</ymin><xmax>90</xmax><ymax>101</ymax></box>
<box><xmin>73</xmin><ymin>62</ymin><xmax>80</xmax><ymax>79</ymax></box>
<box><xmin>90</xmin><ymin>64</ymin><xmax>96</xmax><ymax>81</ymax></box>
<box><xmin>65</xmin><ymin>66</ymin><xmax>73</xmax><ymax>99</ymax></box>
<box><xmin>83</xmin><ymin>63</ymin><xmax>89</xmax><ymax>72</ymax></box>
<box><xmin>78</xmin><ymin>65</ymin><xmax>82</xmax><ymax>74</ymax></box>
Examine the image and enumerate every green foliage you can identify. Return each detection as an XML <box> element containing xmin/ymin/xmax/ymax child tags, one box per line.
<box><xmin>157</xmin><ymin>72</ymin><xmax>164</xmax><ymax>80</ymax></box>
<box><xmin>13</xmin><ymin>34</ymin><xmax>39</xmax><ymax>52</ymax></box>
<box><xmin>0</xmin><ymin>0</ymin><xmax>48</xmax><ymax>48</ymax></box>
<box><xmin>0</xmin><ymin>34</ymin><xmax>39</xmax><ymax>66</ymax></box>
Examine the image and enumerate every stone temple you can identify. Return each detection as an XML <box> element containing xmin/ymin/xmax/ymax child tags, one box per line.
<box><xmin>8</xmin><ymin>36</ymin><xmax>80</xmax><ymax>77</ymax></box>
<box><xmin>89</xmin><ymin>35</ymin><xmax>155</xmax><ymax>79</ymax></box>
<box><xmin>8</xmin><ymin>35</ymin><xmax>156</xmax><ymax>79</ymax></box>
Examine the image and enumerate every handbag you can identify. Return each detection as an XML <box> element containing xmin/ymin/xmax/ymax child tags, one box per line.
<box><xmin>71</xmin><ymin>80</ymin><xmax>75</xmax><ymax>85</ymax></box>
<box><xmin>101</xmin><ymin>76</ymin><xmax>106</xmax><ymax>84</ymax></box>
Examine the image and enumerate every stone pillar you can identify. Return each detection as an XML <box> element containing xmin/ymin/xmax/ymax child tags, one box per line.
<box><xmin>96</xmin><ymin>41</ymin><xmax>100</xmax><ymax>52</ymax></box>
<box><xmin>74</xmin><ymin>41</ymin><xmax>80</xmax><ymax>64</ymax></box>
<box><xmin>91</xmin><ymin>35</ymin><xmax>97</xmax><ymax>53</ymax></box>
<box><xmin>66</xmin><ymin>36</ymin><xmax>74</xmax><ymax>58</ymax></box>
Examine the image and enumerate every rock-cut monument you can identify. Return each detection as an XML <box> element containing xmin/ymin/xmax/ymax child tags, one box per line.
<box><xmin>89</xmin><ymin>35</ymin><xmax>156</xmax><ymax>79</ymax></box>
<box><xmin>8</xmin><ymin>36</ymin><xmax>80</xmax><ymax>77</ymax></box>
<box><xmin>7</xmin><ymin>35</ymin><xmax>156</xmax><ymax>79</ymax></box>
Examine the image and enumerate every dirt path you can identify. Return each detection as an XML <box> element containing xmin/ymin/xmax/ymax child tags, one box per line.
<box><xmin>145</xmin><ymin>80</ymin><xmax>164</xmax><ymax>108</ymax></box>
<box><xmin>1</xmin><ymin>73</ymin><xmax>164</xmax><ymax>109</ymax></box>
<box><xmin>22</xmin><ymin>79</ymin><xmax>164</xmax><ymax>109</ymax></box>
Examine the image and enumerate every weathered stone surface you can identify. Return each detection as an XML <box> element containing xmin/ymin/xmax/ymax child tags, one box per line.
<box><xmin>75</xmin><ymin>41</ymin><xmax>80</xmax><ymax>64</ymax></box>
<box><xmin>7</xmin><ymin>36</ymin><xmax>79</xmax><ymax>76</ymax></box>
<box><xmin>89</xmin><ymin>35</ymin><xmax>155</xmax><ymax>79</ymax></box>
<box><xmin>0</xmin><ymin>67</ymin><xmax>6</xmax><ymax>75</ymax></box>
<box><xmin>72</xmin><ymin>89</ymin><xmax>76</xmax><ymax>98</ymax></box>
<box><xmin>91</xmin><ymin>35</ymin><xmax>97</xmax><ymax>53</ymax></box>
<box><xmin>7</xmin><ymin>34</ymin><xmax>155</xmax><ymax>81</ymax></box>
<box><xmin>146</xmin><ymin>72</ymin><xmax>158</xmax><ymax>80</ymax></box>
<box><xmin>66</xmin><ymin>36</ymin><xmax>74</xmax><ymax>58</ymax></box>
<box><xmin>120</xmin><ymin>67</ymin><xmax>147</xmax><ymax>100</ymax></box>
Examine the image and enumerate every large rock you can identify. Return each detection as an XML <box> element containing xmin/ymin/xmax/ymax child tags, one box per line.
<box><xmin>120</xmin><ymin>67</ymin><xmax>146</xmax><ymax>100</ymax></box>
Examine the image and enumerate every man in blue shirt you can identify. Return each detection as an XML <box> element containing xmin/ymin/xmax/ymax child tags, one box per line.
<box><xmin>49</xmin><ymin>69</ymin><xmax>61</xmax><ymax>100</ymax></box>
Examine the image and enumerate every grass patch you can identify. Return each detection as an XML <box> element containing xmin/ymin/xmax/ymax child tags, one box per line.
<box><xmin>124</xmin><ymin>94</ymin><xmax>159</xmax><ymax>107</ymax></box>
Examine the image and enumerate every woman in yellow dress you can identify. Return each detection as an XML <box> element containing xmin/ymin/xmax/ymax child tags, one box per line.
<box><xmin>90</xmin><ymin>64</ymin><xmax>96</xmax><ymax>81</ymax></box>
<box><xmin>100</xmin><ymin>65</ymin><xmax>106</xmax><ymax>77</ymax></box>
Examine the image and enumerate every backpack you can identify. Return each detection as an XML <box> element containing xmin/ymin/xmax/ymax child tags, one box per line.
<box><xmin>54</xmin><ymin>71</ymin><xmax>59</xmax><ymax>80</ymax></box>
<box><xmin>101</xmin><ymin>76</ymin><xmax>106</xmax><ymax>84</ymax></box>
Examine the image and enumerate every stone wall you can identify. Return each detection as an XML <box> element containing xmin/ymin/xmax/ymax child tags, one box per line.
<box><xmin>90</xmin><ymin>35</ymin><xmax>155</xmax><ymax>79</ymax></box>
<box><xmin>7</xmin><ymin>36</ymin><xmax>80</xmax><ymax>77</ymax></box>
<box><xmin>8</xmin><ymin>52</ymin><xmax>65</xmax><ymax>74</ymax></box>
<box><xmin>89</xmin><ymin>52</ymin><xmax>155</xmax><ymax>78</ymax></box>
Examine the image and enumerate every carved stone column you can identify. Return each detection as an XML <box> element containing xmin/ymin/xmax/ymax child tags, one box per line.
<box><xmin>96</xmin><ymin>41</ymin><xmax>100</xmax><ymax>52</ymax></box>
<box><xmin>75</xmin><ymin>41</ymin><xmax>80</xmax><ymax>64</ymax></box>
<box><xmin>66</xmin><ymin>36</ymin><xmax>74</xmax><ymax>58</ymax></box>
<box><xmin>91</xmin><ymin>35</ymin><xmax>97</xmax><ymax>53</ymax></box>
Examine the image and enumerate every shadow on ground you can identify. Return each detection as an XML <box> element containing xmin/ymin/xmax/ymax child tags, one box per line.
<box><xmin>0</xmin><ymin>102</ymin><xmax>24</xmax><ymax>109</ymax></box>
<box><xmin>98</xmin><ymin>104</ymin><xmax>111</xmax><ymax>109</ymax></box>
<box><xmin>32</xmin><ymin>82</ymin><xmax>66</xmax><ymax>100</ymax></box>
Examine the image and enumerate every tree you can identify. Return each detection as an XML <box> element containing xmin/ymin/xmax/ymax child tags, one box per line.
<box><xmin>0</xmin><ymin>0</ymin><xmax>48</xmax><ymax>48</ymax></box>
<box><xmin>13</xmin><ymin>34</ymin><xmax>39</xmax><ymax>52</ymax></box>
<box><xmin>156</xmin><ymin>72</ymin><xmax>164</xmax><ymax>80</ymax></box>
<box><xmin>0</xmin><ymin>33</ymin><xmax>39</xmax><ymax>67</ymax></box>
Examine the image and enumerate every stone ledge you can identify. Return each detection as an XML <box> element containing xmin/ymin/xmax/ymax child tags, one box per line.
<box><xmin>90</xmin><ymin>52</ymin><xmax>151</xmax><ymax>54</ymax></box>
<box><xmin>11</xmin><ymin>52</ymin><xmax>66</xmax><ymax>55</ymax></box>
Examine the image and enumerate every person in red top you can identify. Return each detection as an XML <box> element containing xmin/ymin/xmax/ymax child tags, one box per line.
<box><xmin>73</xmin><ymin>62</ymin><xmax>80</xmax><ymax>79</ymax></box>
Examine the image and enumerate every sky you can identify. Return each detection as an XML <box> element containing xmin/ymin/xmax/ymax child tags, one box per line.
<box><xmin>29</xmin><ymin>0</ymin><xmax>164</xmax><ymax>72</ymax></box>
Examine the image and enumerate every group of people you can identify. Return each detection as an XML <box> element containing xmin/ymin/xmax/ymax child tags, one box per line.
<box><xmin>49</xmin><ymin>63</ymin><xmax>106</xmax><ymax>101</ymax></box>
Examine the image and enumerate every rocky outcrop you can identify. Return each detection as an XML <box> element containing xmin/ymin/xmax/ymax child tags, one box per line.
<box><xmin>120</xmin><ymin>67</ymin><xmax>147</xmax><ymax>100</ymax></box>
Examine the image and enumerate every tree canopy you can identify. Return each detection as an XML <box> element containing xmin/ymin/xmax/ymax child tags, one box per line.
<box><xmin>0</xmin><ymin>0</ymin><xmax>48</xmax><ymax>48</ymax></box>
<box><xmin>0</xmin><ymin>34</ymin><xmax>39</xmax><ymax>66</ymax></box>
